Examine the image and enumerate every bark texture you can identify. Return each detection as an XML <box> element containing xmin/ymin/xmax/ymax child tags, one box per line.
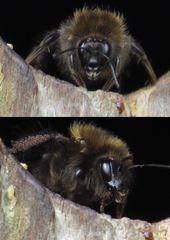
<box><xmin>0</xmin><ymin>139</ymin><xmax>170</xmax><ymax>240</ymax></box>
<box><xmin>0</xmin><ymin>37</ymin><xmax>170</xmax><ymax>117</ymax></box>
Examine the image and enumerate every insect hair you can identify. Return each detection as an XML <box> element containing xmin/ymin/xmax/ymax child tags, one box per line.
<box><xmin>26</xmin><ymin>7</ymin><xmax>157</xmax><ymax>92</ymax></box>
<box><xmin>9</xmin><ymin>122</ymin><xmax>133</xmax><ymax>217</ymax></box>
<box><xmin>9</xmin><ymin>122</ymin><xmax>170</xmax><ymax>218</ymax></box>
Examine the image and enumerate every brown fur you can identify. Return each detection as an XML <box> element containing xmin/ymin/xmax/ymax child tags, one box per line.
<box><xmin>60</xmin><ymin>8</ymin><xmax>127</xmax><ymax>46</ymax></box>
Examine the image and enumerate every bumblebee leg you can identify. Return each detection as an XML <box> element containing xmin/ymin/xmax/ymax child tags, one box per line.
<box><xmin>69</xmin><ymin>54</ymin><xmax>86</xmax><ymax>88</ymax></box>
<box><xmin>102</xmin><ymin>78</ymin><xmax>114</xmax><ymax>91</ymax></box>
<box><xmin>131</xmin><ymin>42</ymin><xmax>157</xmax><ymax>84</ymax></box>
<box><xmin>115</xmin><ymin>196</ymin><xmax>128</xmax><ymax>218</ymax></box>
<box><xmin>102</xmin><ymin>62</ymin><xmax>120</xmax><ymax>92</ymax></box>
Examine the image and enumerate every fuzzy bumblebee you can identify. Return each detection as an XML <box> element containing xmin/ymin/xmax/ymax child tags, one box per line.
<box><xmin>26</xmin><ymin>8</ymin><xmax>157</xmax><ymax>92</ymax></box>
<box><xmin>9</xmin><ymin>123</ymin><xmax>133</xmax><ymax>218</ymax></box>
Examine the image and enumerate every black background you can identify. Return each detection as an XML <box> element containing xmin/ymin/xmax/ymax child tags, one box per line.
<box><xmin>0</xmin><ymin>118</ymin><xmax>169</xmax><ymax>222</ymax></box>
<box><xmin>0</xmin><ymin>0</ymin><xmax>170</xmax><ymax>92</ymax></box>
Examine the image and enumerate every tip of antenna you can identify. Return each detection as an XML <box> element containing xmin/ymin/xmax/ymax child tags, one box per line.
<box><xmin>129</xmin><ymin>164</ymin><xmax>170</xmax><ymax>170</ymax></box>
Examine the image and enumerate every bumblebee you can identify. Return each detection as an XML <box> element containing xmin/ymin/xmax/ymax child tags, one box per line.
<box><xmin>9</xmin><ymin>122</ymin><xmax>170</xmax><ymax>218</ymax></box>
<box><xmin>26</xmin><ymin>8</ymin><xmax>157</xmax><ymax>92</ymax></box>
<box><xmin>9</xmin><ymin>123</ymin><xmax>133</xmax><ymax>218</ymax></box>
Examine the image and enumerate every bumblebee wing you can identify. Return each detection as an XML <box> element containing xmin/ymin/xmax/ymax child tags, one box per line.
<box><xmin>130</xmin><ymin>40</ymin><xmax>157</xmax><ymax>84</ymax></box>
<box><xmin>26</xmin><ymin>30</ymin><xmax>59</xmax><ymax>70</ymax></box>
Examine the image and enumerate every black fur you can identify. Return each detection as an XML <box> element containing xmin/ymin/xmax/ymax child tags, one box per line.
<box><xmin>9</xmin><ymin>123</ymin><xmax>133</xmax><ymax>218</ymax></box>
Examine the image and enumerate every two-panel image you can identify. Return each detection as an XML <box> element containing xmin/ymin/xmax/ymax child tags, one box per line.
<box><xmin>0</xmin><ymin>1</ymin><xmax>170</xmax><ymax>240</ymax></box>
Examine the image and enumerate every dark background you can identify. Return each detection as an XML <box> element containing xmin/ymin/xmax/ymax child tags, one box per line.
<box><xmin>0</xmin><ymin>118</ymin><xmax>169</xmax><ymax>222</ymax></box>
<box><xmin>0</xmin><ymin>0</ymin><xmax>170</xmax><ymax>92</ymax></box>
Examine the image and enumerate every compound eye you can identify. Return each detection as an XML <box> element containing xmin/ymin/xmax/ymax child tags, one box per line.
<box><xmin>102</xmin><ymin>42</ymin><xmax>110</xmax><ymax>56</ymax></box>
<box><xmin>100</xmin><ymin>160</ymin><xmax>112</xmax><ymax>182</ymax></box>
<box><xmin>79</xmin><ymin>39</ymin><xmax>110</xmax><ymax>56</ymax></box>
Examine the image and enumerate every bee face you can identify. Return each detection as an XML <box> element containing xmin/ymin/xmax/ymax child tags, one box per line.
<box><xmin>78</xmin><ymin>38</ymin><xmax>111</xmax><ymax>81</ymax></box>
<box><xmin>56</xmin><ymin>8</ymin><xmax>129</xmax><ymax>90</ymax></box>
<box><xmin>72</xmin><ymin>153</ymin><xmax>131</xmax><ymax>213</ymax></box>
<box><xmin>99</xmin><ymin>158</ymin><xmax>130</xmax><ymax>203</ymax></box>
<box><xmin>66</xmin><ymin>38</ymin><xmax>119</xmax><ymax>90</ymax></box>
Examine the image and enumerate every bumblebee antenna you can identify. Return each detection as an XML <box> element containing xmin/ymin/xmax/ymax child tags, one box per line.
<box><xmin>57</xmin><ymin>47</ymin><xmax>120</xmax><ymax>91</ymax></box>
<box><xmin>100</xmin><ymin>54</ymin><xmax>120</xmax><ymax>91</ymax></box>
<box><xmin>53</xmin><ymin>47</ymin><xmax>78</xmax><ymax>58</ymax></box>
<box><xmin>129</xmin><ymin>164</ymin><xmax>170</xmax><ymax>170</ymax></box>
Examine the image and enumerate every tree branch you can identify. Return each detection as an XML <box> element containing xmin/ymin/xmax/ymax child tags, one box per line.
<box><xmin>0</xmin><ymin>139</ymin><xmax>170</xmax><ymax>240</ymax></box>
<box><xmin>0</xmin><ymin>36</ymin><xmax>170</xmax><ymax>116</ymax></box>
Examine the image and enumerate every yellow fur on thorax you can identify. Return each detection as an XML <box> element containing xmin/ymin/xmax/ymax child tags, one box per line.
<box><xmin>70</xmin><ymin>123</ymin><xmax>127</xmax><ymax>151</ymax></box>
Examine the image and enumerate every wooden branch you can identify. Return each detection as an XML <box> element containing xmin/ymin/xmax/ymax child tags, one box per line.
<box><xmin>0</xmin><ymin>139</ymin><xmax>170</xmax><ymax>240</ymax></box>
<box><xmin>0</xmin><ymin>36</ymin><xmax>170</xmax><ymax>116</ymax></box>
